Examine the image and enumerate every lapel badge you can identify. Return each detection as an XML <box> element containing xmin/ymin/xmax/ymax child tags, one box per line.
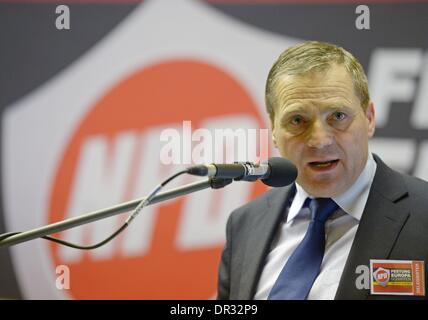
<box><xmin>370</xmin><ymin>260</ymin><xmax>425</xmax><ymax>296</ymax></box>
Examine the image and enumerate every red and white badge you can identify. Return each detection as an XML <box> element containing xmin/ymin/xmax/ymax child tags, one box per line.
<box><xmin>370</xmin><ymin>260</ymin><xmax>425</xmax><ymax>296</ymax></box>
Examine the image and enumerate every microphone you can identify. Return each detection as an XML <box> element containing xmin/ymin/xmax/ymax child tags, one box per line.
<box><xmin>187</xmin><ymin>157</ymin><xmax>297</xmax><ymax>187</ymax></box>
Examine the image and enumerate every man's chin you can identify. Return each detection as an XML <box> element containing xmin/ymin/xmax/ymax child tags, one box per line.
<box><xmin>299</xmin><ymin>180</ymin><xmax>344</xmax><ymax>198</ymax></box>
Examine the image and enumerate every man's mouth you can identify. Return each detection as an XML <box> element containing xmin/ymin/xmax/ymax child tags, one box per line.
<box><xmin>308</xmin><ymin>159</ymin><xmax>339</xmax><ymax>170</ymax></box>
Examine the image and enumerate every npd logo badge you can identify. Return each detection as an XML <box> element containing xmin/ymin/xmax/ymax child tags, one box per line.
<box><xmin>373</xmin><ymin>267</ymin><xmax>390</xmax><ymax>288</ymax></box>
<box><xmin>47</xmin><ymin>60</ymin><xmax>269</xmax><ymax>299</ymax></box>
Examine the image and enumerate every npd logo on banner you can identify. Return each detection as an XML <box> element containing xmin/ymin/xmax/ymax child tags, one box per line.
<box><xmin>47</xmin><ymin>59</ymin><xmax>269</xmax><ymax>299</ymax></box>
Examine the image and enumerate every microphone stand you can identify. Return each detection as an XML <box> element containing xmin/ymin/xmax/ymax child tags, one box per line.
<box><xmin>0</xmin><ymin>177</ymin><xmax>232</xmax><ymax>248</ymax></box>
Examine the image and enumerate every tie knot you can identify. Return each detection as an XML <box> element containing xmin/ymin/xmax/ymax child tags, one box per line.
<box><xmin>308</xmin><ymin>198</ymin><xmax>338</xmax><ymax>223</ymax></box>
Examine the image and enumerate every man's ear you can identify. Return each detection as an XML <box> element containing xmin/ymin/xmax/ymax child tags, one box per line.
<box><xmin>270</xmin><ymin>116</ymin><xmax>278</xmax><ymax>148</ymax></box>
<box><xmin>366</xmin><ymin>101</ymin><xmax>375</xmax><ymax>138</ymax></box>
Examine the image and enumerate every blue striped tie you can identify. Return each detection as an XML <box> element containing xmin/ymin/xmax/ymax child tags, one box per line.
<box><xmin>268</xmin><ymin>197</ymin><xmax>339</xmax><ymax>300</ymax></box>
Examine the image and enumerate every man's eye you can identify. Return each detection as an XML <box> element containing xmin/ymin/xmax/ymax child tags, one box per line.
<box><xmin>332</xmin><ymin>111</ymin><xmax>347</xmax><ymax>121</ymax></box>
<box><xmin>290</xmin><ymin>115</ymin><xmax>304</xmax><ymax>125</ymax></box>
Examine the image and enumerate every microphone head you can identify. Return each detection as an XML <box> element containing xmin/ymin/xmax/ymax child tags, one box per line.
<box><xmin>261</xmin><ymin>157</ymin><xmax>298</xmax><ymax>187</ymax></box>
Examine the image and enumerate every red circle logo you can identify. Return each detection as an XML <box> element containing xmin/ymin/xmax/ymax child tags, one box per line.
<box><xmin>48</xmin><ymin>60</ymin><xmax>269</xmax><ymax>299</ymax></box>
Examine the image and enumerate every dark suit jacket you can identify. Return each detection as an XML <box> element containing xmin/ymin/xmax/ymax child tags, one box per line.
<box><xmin>217</xmin><ymin>155</ymin><xmax>428</xmax><ymax>300</ymax></box>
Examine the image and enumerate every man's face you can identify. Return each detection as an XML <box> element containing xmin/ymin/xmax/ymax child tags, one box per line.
<box><xmin>271</xmin><ymin>64</ymin><xmax>375</xmax><ymax>197</ymax></box>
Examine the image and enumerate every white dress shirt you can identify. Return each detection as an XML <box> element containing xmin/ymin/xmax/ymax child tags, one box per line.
<box><xmin>254</xmin><ymin>153</ymin><xmax>377</xmax><ymax>300</ymax></box>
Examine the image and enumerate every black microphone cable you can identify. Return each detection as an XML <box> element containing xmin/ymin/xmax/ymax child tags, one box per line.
<box><xmin>0</xmin><ymin>158</ymin><xmax>297</xmax><ymax>249</ymax></box>
<box><xmin>0</xmin><ymin>169</ymin><xmax>189</xmax><ymax>250</ymax></box>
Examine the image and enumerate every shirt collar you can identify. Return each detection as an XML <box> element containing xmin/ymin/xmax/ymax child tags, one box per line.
<box><xmin>286</xmin><ymin>153</ymin><xmax>377</xmax><ymax>223</ymax></box>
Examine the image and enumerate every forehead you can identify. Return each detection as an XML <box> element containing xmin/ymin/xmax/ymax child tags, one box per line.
<box><xmin>274</xmin><ymin>64</ymin><xmax>359</xmax><ymax>112</ymax></box>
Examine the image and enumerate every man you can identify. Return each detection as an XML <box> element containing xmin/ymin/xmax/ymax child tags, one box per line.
<box><xmin>217</xmin><ymin>41</ymin><xmax>428</xmax><ymax>300</ymax></box>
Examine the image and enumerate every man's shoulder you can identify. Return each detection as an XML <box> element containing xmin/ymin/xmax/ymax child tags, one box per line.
<box><xmin>401</xmin><ymin>172</ymin><xmax>428</xmax><ymax>198</ymax></box>
<box><xmin>399</xmin><ymin>173</ymin><xmax>428</xmax><ymax>220</ymax></box>
<box><xmin>374</xmin><ymin>155</ymin><xmax>428</xmax><ymax>213</ymax></box>
<box><xmin>377</xmin><ymin>156</ymin><xmax>428</xmax><ymax>199</ymax></box>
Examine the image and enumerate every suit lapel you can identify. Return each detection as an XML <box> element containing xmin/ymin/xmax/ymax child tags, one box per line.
<box><xmin>335</xmin><ymin>156</ymin><xmax>410</xmax><ymax>299</ymax></box>
<box><xmin>238</xmin><ymin>186</ymin><xmax>293</xmax><ymax>299</ymax></box>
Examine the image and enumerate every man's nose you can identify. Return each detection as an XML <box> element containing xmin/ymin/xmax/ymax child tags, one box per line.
<box><xmin>306</xmin><ymin>119</ymin><xmax>334</xmax><ymax>149</ymax></box>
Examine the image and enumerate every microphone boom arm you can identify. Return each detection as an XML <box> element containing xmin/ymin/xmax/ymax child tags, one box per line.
<box><xmin>0</xmin><ymin>178</ymin><xmax>232</xmax><ymax>248</ymax></box>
